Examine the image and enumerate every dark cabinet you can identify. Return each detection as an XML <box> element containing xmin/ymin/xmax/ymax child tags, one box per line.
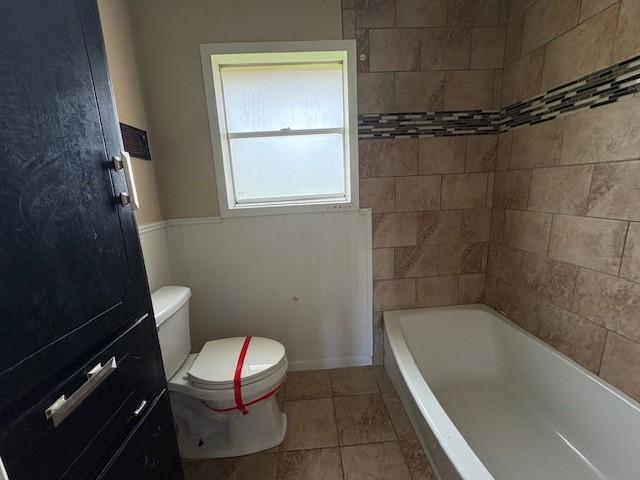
<box><xmin>0</xmin><ymin>0</ymin><xmax>182</xmax><ymax>478</ymax></box>
<box><xmin>97</xmin><ymin>391</ymin><xmax>184</xmax><ymax>480</ymax></box>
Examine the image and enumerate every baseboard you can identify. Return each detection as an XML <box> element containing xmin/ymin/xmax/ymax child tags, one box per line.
<box><xmin>287</xmin><ymin>356</ymin><xmax>372</xmax><ymax>371</ymax></box>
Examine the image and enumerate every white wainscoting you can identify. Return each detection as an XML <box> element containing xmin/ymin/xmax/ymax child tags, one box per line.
<box><xmin>162</xmin><ymin>209</ymin><xmax>373</xmax><ymax>371</ymax></box>
<box><xmin>138</xmin><ymin>220</ymin><xmax>175</xmax><ymax>293</ymax></box>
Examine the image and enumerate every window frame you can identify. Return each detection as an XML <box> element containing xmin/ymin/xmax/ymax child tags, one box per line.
<box><xmin>200</xmin><ymin>40</ymin><xmax>359</xmax><ymax>217</ymax></box>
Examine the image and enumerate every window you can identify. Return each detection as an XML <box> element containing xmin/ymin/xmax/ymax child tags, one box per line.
<box><xmin>201</xmin><ymin>41</ymin><xmax>358</xmax><ymax>216</ymax></box>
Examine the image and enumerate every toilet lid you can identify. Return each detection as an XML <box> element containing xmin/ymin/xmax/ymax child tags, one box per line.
<box><xmin>188</xmin><ymin>337</ymin><xmax>286</xmax><ymax>387</ymax></box>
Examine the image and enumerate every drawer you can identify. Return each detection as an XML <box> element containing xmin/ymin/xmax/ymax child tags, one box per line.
<box><xmin>97</xmin><ymin>390</ymin><xmax>184</xmax><ymax>480</ymax></box>
<box><xmin>0</xmin><ymin>314</ymin><xmax>165</xmax><ymax>480</ymax></box>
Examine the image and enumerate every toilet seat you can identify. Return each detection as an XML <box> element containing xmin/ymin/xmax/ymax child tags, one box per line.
<box><xmin>188</xmin><ymin>336</ymin><xmax>286</xmax><ymax>390</ymax></box>
<box><xmin>167</xmin><ymin>337</ymin><xmax>287</xmax><ymax>410</ymax></box>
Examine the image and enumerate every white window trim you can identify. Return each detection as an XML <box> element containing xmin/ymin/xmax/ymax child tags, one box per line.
<box><xmin>200</xmin><ymin>40</ymin><xmax>359</xmax><ymax>218</ymax></box>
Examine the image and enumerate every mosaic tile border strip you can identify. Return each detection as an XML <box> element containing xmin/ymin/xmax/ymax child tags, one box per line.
<box><xmin>358</xmin><ymin>110</ymin><xmax>501</xmax><ymax>138</ymax></box>
<box><xmin>359</xmin><ymin>54</ymin><xmax>640</xmax><ymax>139</ymax></box>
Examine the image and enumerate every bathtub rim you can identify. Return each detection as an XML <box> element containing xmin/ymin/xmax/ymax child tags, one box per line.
<box><xmin>383</xmin><ymin>303</ymin><xmax>640</xmax><ymax>480</ymax></box>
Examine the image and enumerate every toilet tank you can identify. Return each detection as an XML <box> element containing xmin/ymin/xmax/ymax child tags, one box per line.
<box><xmin>151</xmin><ymin>286</ymin><xmax>192</xmax><ymax>380</ymax></box>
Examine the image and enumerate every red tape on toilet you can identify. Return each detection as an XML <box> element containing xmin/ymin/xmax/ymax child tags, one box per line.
<box><xmin>234</xmin><ymin>336</ymin><xmax>252</xmax><ymax>415</ymax></box>
<box><xmin>202</xmin><ymin>336</ymin><xmax>285</xmax><ymax>416</ymax></box>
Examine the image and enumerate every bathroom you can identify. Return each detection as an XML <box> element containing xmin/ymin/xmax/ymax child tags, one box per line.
<box><xmin>1</xmin><ymin>0</ymin><xmax>640</xmax><ymax>478</ymax></box>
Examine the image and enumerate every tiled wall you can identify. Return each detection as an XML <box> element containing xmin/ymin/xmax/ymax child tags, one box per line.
<box><xmin>342</xmin><ymin>0</ymin><xmax>506</xmax><ymax>362</ymax></box>
<box><xmin>345</xmin><ymin>0</ymin><xmax>640</xmax><ymax>403</ymax></box>
<box><xmin>487</xmin><ymin>0</ymin><xmax>640</xmax><ymax>402</ymax></box>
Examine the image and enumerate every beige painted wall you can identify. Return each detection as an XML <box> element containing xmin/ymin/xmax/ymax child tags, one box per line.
<box><xmin>127</xmin><ymin>0</ymin><xmax>343</xmax><ymax>219</ymax></box>
<box><xmin>98</xmin><ymin>0</ymin><xmax>165</xmax><ymax>225</ymax></box>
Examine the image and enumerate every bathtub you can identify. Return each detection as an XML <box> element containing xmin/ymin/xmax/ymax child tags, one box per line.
<box><xmin>384</xmin><ymin>304</ymin><xmax>640</xmax><ymax>480</ymax></box>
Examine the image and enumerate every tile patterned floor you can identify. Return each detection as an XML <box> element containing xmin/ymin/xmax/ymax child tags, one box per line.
<box><xmin>182</xmin><ymin>366</ymin><xmax>437</xmax><ymax>480</ymax></box>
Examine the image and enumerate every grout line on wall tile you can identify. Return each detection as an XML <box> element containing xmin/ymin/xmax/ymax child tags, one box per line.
<box><xmin>617</xmin><ymin>221</ymin><xmax>631</xmax><ymax>276</ymax></box>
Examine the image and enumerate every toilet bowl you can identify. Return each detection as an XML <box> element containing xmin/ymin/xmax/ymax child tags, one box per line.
<box><xmin>151</xmin><ymin>286</ymin><xmax>287</xmax><ymax>459</ymax></box>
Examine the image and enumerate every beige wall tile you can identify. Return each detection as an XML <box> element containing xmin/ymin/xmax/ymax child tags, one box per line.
<box><xmin>444</xmin><ymin>70</ymin><xmax>495</xmax><ymax>110</ymax></box>
<box><xmin>588</xmin><ymin>160</ymin><xmax>640</xmax><ymax>221</ymax></box>
<box><xmin>621</xmin><ymin>222</ymin><xmax>640</xmax><ymax>283</ymax></box>
<box><xmin>492</xmin><ymin>70</ymin><xmax>503</xmax><ymax>109</ymax></box>
<box><xmin>442</xmin><ymin>173</ymin><xmax>488</xmax><ymax>209</ymax></box>
<box><xmin>356</xmin><ymin>28</ymin><xmax>370</xmax><ymax>73</ymax></box>
<box><xmin>448</xmin><ymin>0</ymin><xmax>501</xmax><ymax>26</ymax></box>
<box><xmin>496</xmin><ymin>131</ymin><xmax>512</xmax><ymax>171</ymax></box>
<box><xmin>488</xmin><ymin>242</ymin><xmax>522</xmax><ymax>283</ymax></box>
<box><xmin>395</xmin><ymin>175</ymin><xmax>442</xmax><ymax>211</ymax></box>
<box><xmin>535</xmin><ymin>301</ymin><xmax>607</xmax><ymax>373</ymax></box>
<box><xmin>458</xmin><ymin>273</ymin><xmax>486</xmax><ymax>303</ymax></box>
<box><xmin>373</xmin><ymin>248</ymin><xmax>395</xmax><ymax>280</ymax></box>
<box><xmin>471</xmin><ymin>27</ymin><xmax>506</xmax><ymax>68</ymax></box>
<box><xmin>542</xmin><ymin>5</ymin><xmax>618</xmax><ymax>91</ymax></box>
<box><xmin>494</xmin><ymin>278</ymin><xmax>539</xmax><ymax>331</ymax></box>
<box><xmin>357</xmin><ymin>73</ymin><xmax>394</xmax><ymax>113</ymax></box>
<box><xmin>528</xmin><ymin>165</ymin><xmax>593</xmax><ymax>214</ymax></box>
<box><xmin>438</xmin><ymin>243</ymin><xmax>485</xmax><ymax>274</ymax></box>
<box><xmin>373</xmin><ymin>278</ymin><xmax>416</xmax><ymax>310</ymax></box>
<box><xmin>394</xmin><ymin>244</ymin><xmax>439</xmax><ymax>278</ymax></box>
<box><xmin>600</xmin><ymin>333</ymin><xmax>640</xmax><ymax>401</ymax></box>
<box><xmin>520</xmin><ymin>0</ymin><xmax>580</xmax><ymax>54</ymax></box>
<box><xmin>420</xmin><ymin>28</ymin><xmax>471</xmax><ymax>69</ymax></box>
<box><xmin>462</xmin><ymin>208</ymin><xmax>492</xmax><ymax>242</ymax></box>
<box><xmin>396</xmin><ymin>0</ymin><xmax>447</xmax><ymax>27</ymax></box>
<box><xmin>549</xmin><ymin>214</ymin><xmax>627</xmax><ymax>274</ymax></box>
<box><xmin>503</xmin><ymin>209</ymin><xmax>552</xmax><ymax>255</ymax></box>
<box><xmin>419</xmin><ymin>137</ymin><xmax>466</xmax><ymax>174</ymax></box>
<box><xmin>417</xmin><ymin>210</ymin><xmax>462</xmax><ymax>244</ymax></box>
<box><xmin>355</xmin><ymin>0</ymin><xmax>395</xmax><ymax>28</ymax></box>
<box><xmin>507</xmin><ymin>0</ymin><xmax>538</xmax><ymax>21</ymax></box>
<box><xmin>360</xmin><ymin>177</ymin><xmax>395</xmax><ymax>213</ymax></box>
<box><xmin>493</xmin><ymin>169</ymin><xmax>530</xmax><ymax>209</ymax></box>
<box><xmin>487</xmin><ymin>171</ymin><xmax>495</xmax><ymax>207</ymax></box>
<box><xmin>363</xmin><ymin>138</ymin><xmax>418</xmax><ymax>177</ymax></box>
<box><xmin>520</xmin><ymin>252</ymin><xmax>578</xmax><ymax>309</ymax></box>
<box><xmin>504</xmin><ymin>13</ymin><xmax>524</xmax><ymax>65</ymax></box>
<box><xmin>561</xmin><ymin>97</ymin><xmax>640</xmax><ymax>165</ymax></box>
<box><xmin>579</xmin><ymin>0</ymin><xmax>617</xmax><ymax>22</ymax></box>
<box><xmin>510</xmin><ymin>117</ymin><xmax>565</xmax><ymax>169</ymax></box>
<box><xmin>395</xmin><ymin>71</ymin><xmax>446</xmax><ymax>111</ymax></box>
<box><xmin>369</xmin><ymin>29</ymin><xmax>421</xmax><ymax>71</ymax></box>
<box><xmin>502</xmin><ymin>47</ymin><xmax>545</xmax><ymax>105</ymax></box>
<box><xmin>490</xmin><ymin>207</ymin><xmax>506</xmax><ymax>243</ymax></box>
<box><xmin>343</xmin><ymin>9</ymin><xmax>356</xmax><ymax>38</ymax></box>
<box><xmin>573</xmin><ymin>269</ymin><xmax>640</xmax><ymax>342</ymax></box>
<box><xmin>372</xmin><ymin>212</ymin><xmax>418</xmax><ymax>247</ymax></box>
<box><xmin>465</xmin><ymin>135</ymin><xmax>498</xmax><ymax>172</ymax></box>
<box><xmin>612</xmin><ymin>0</ymin><xmax>640</xmax><ymax>62</ymax></box>
<box><xmin>416</xmin><ymin>275</ymin><xmax>458</xmax><ymax>306</ymax></box>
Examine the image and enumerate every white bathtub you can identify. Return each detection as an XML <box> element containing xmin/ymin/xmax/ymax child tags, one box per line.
<box><xmin>384</xmin><ymin>304</ymin><xmax>640</xmax><ymax>480</ymax></box>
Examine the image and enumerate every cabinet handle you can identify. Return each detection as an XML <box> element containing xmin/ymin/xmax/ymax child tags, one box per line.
<box><xmin>0</xmin><ymin>455</ymin><xmax>9</xmax><ymax>480</ymax></box>
<box><xmin>45</xmin><ymin>357</ymin><xmax>118</xmax><ymax>427</ymax></box>
<box><xmin>133</xmin><ymin>399</ymin><xmax>147</xmax><ymax>417</ymax></box>
<box><xmin>113</xmin><ymin>151</ymin><xmax>139</xmax><ymax>210</ymax></box>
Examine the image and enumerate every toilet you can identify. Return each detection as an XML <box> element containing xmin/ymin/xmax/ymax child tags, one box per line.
<box><xmin>151</xmin><ymin>286</ymin><xmax>288</xmax><ymax>459</ymax></box>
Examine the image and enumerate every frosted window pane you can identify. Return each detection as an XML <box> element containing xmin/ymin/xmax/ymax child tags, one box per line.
<box><xmin>230</xmin><ymin>134</ymin><xmax>345</xmax><ymax>202</ymax></box>
<box><xmin>221</xmin><ymin>63</ymin><xmax>344</xmax><ymax>133</ymax></box>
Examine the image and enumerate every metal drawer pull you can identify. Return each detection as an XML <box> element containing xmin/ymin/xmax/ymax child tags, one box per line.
<box><xmin>45</xmin><ymin>357</ymin><xmax>118</xmax><ymax>427</ymax></box>
<box><xmin>133</xmin><ymin>399</ymin><xmax>147</xmax><ymax>417</ymax></box>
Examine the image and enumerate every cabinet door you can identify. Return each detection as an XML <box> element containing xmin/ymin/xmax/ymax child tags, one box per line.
<box><xmin>98</xmin><ymin>391</ymin><xmax>184</xmax><ymax>480</ymax></box>
<box><xmin>0</xmin><ymin>0</ymin><xmax>150</xmax><ymax>423</ymax></box>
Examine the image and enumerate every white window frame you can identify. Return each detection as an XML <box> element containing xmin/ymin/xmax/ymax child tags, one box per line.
<box><xmin>200</xmin><ymin>40</ymin><xmax>359</xmax><ymax>217</ymax></box>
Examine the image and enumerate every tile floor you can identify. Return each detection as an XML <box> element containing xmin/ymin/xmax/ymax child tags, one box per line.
<box><xmin>182</xmin><ymin>366</ymin><xmax>437</xmax><ymax>480</ymax></box>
